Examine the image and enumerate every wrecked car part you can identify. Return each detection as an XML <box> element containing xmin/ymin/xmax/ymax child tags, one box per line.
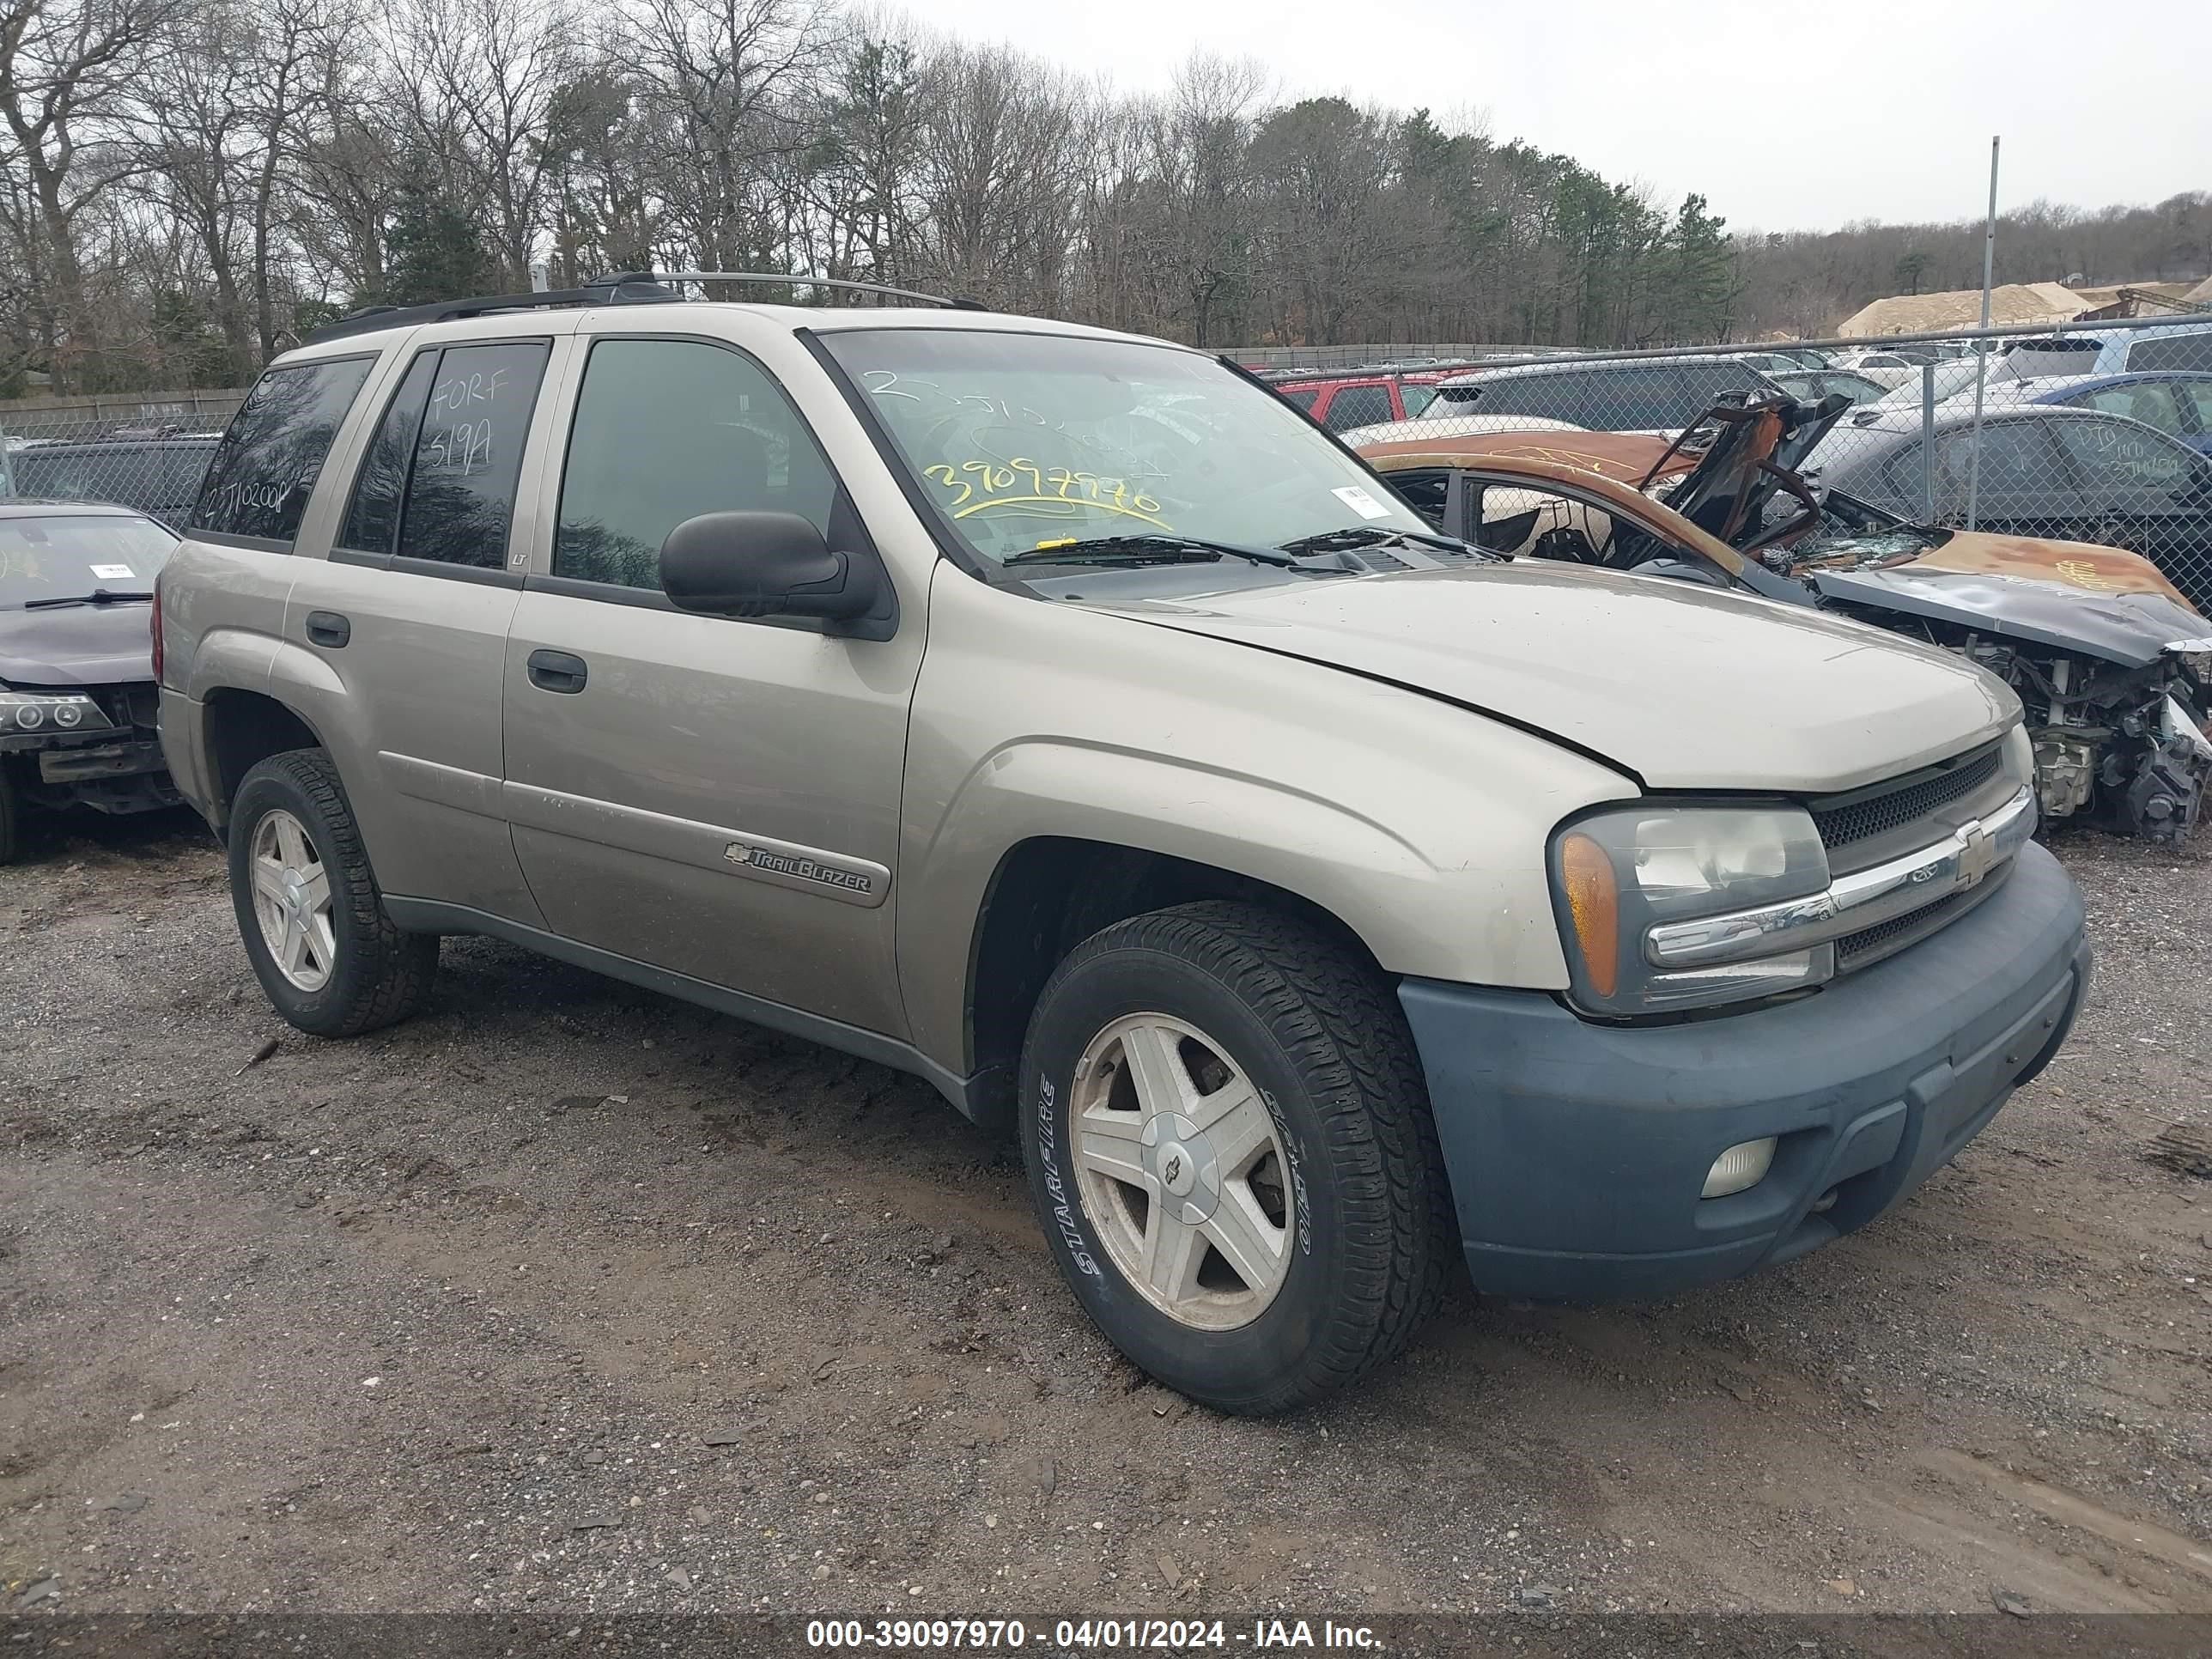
<box><xmin>1361</xmin><ymin>398</ymin><xmax>2212</xmax><ymax>842</ymax></box>
<box><xmin>2033</xmin><ymin>734</ymin><xmax>2096</xmax><ymax>817</ymax></box>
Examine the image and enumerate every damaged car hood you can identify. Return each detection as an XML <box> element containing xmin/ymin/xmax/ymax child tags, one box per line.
<box><xmin>1800</xmin><ymin>529</ymin><xmax>2209</xmax><ymax>667</ymax></box>
<box><xmin>0</xmin><ymin>601</ymin><xmax>155</xmax><ymax>686</ymax></box>
<box><xmin>1811</xmin><ymin>560</ymin><xmax>2208</xmax><ymax>668</ymax></box>
<box><xmin>1103</xmin><ymin>561</ymin><xmax>2014</xmax><ymax>793</ymax></box>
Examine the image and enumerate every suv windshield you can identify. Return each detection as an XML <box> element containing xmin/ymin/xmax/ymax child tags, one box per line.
<box><xmin>0</xmin><ymin>513</ymin><xmax>178</xmax><ymax>607</ymax></box>
<box><xmin>821</xmin><ymin>330</ymin><xmax>1430</xmax><ymax>566</ymax></box>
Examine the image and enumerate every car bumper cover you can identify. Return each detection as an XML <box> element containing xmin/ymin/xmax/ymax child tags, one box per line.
<box><xmin>1399</xmin><ymin>840</ymin><xmax>2089</xmax><ymax>1301</ymax></box>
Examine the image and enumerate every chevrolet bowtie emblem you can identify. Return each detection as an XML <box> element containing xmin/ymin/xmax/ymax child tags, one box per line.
<box><xmin>1955</xmin><ymin>823</ymin><xmax>1996</xmax><ymax>888</ymax></box>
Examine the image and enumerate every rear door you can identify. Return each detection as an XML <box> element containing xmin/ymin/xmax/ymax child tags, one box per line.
<box><xmin>2046</xmin><ymin>416</ymin><xmax>2212</xmax><ymax>611</ymax></box>
<box><xmin>281</xmin><ymin>329</ymin><xmax>568</xmax><ymax>924</ymax></box>
<box><xmin>498</xmin><ymin>324</ymin><xmax>921</xmax><ymax>1036</ymax></box>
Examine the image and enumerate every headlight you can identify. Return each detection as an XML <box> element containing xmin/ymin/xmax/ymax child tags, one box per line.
<box><xmin>0</xmin><ymin>690</ymin><xmax>116</xmax><ymax>740</ymax></box>
<box><xmin>1550</xmin><ymin>805</ymin><xmax>1832</xmax><ymax>1017</ymax></box>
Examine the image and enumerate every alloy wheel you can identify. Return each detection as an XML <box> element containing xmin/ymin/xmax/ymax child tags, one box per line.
<box><xmin>1069</xmin><ymin>1012</ymin><xmax>1295</xmax><ymax>1330</ymax></box>
<box><xmin>248</xmin><ymin>807</ymin><xmax>337</xmax><ymax>993</ymax></box>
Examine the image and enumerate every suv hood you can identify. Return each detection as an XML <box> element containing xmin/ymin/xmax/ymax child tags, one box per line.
<box><xmin>0</xmin><ymin>601</ymin><xmax>155</xmax><ymax>687</ymax></box>
<box><xmin>1103</xmin><ymin>562</ymin><xmax>2014</xmax><ymax>793</ymax></box>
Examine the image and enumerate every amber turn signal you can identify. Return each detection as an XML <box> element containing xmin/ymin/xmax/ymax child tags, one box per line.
<box><xmin>1558</xmin><ymin>830</ymin><xmax>1620</xmax><ymax>998</ymax></box>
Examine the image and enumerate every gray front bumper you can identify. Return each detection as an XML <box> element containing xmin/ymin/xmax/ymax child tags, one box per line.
<box><xmin>1400</xmin><ymin>841</ymin><xmax>2089</xmax><ymax>1301</ymax></box>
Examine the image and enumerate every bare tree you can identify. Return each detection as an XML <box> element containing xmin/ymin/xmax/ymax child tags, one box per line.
<box><xmin>0</xmin><ymin>0</ymin><xmax>179</xmax><ymax>386</ymax></box>
<box><xmin>617</xmin><ymin>0</ymin><xmax>829</xmax><ymax>273</ymax></box>
<box><xmin>395</xmin><ymin>0</ymin><xmax>569</xmax><ymax>288</ymax></box>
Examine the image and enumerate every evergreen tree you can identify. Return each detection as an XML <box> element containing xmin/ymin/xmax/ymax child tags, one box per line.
<box><xmin>378</xmin><ymin>176</ymin><xmax>496</xmax><ymax>307</ymax></box>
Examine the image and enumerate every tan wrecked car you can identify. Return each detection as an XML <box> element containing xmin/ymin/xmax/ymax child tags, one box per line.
<box><xmin>1364</xmin><ymin>401</ymin><xmax>2212</xmax><ymax>842</ymax></box>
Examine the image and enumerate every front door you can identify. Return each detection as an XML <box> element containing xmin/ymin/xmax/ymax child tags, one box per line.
<box><xmin>501</xmin><ymin>332</ymin><xmax>921</xmax><ymax>1037</ymax></box>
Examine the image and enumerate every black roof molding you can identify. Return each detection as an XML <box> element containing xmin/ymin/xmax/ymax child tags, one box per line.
<box><xmin>299</xmin><ymin>270</ymin><xmax>981</xmax><ymax>347</ymax></box>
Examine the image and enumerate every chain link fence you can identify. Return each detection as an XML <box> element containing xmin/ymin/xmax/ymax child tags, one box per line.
<box><xmin>7</xmin><ymin>313</ymin><xmax>2212</xmax><ymax>610</ymax></box>
<box><xmin>1256</xmin><ymin>313</ymin><xmax>2212</xmax><ymax>612</ymax></box>
<box><xmin>0</xmin><ymin>389</ymin><xmax>246</xmax><ymax>531</ymax></box>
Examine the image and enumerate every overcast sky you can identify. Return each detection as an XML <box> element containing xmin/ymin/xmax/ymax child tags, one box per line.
<box><xmin>911</xmin><ymin>0</ymin><xmax>2209</xmax><ymax>234</ymax></box>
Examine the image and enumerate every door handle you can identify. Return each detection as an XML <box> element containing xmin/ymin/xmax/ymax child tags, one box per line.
<box><xmin>526</xmin><ymin>648</ymin><xmax>588</xmax><ymax>694</ymax></box>
<box><xmin>305</xmin><ymin>611</ymin><xmax>350</xmax><ymax>648</ymax></box>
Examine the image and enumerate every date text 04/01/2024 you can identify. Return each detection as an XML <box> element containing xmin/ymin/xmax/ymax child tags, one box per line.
<box><xmin>804</xmin><ymin>1617</ymin><xmax>1382</xmax><ymax>1650</ymax></box>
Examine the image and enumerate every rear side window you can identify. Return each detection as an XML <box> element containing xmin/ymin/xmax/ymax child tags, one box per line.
<box><xmin>2053</xmin><ymin>417</ymin><xmax>2201</xmax><ymax>502</ymax></box>
<box><xmin>335</xmin><ymin>342</ymin><xmax>550</xmax><ymax>569</ymax></box>
<box><xmin>2073</xmin><ymin>381</ymin><xmax>2183</xmax><ymax>434</ymax></box>
<box><xmin>2174</xmin><ymin>379</ymin><xmax>2212</xmax><ymax>429</ymax></box>
<box><xmin>1322</xmin><ymin>385</ymin><xmax>1393</xmax><ymax>432</ymax></box>
<box><xmin>398</xmin><ymin>343</ymin><xmax>550</xmax><ymax>568</ymax></box>
<box><xmin>2126</xmin><ymin>333</ymin><xmax>2212</xmax><ymax>374</ymax></box>
<box><xmin>190</xmin><ymin>356</ymin><xmax>373</xmax><ymax>544</ymax></box>
<box><xmin>1279</xmin><ymin>387</ymin><xmax>1320</xmax><ymax>413</ymax></box>
<box><xmin>337</xmin><ymin>352</ymin><xmax>438</xmax><ymax>554</ymax></box>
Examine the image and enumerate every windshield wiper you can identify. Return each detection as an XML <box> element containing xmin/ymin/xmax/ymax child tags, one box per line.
<box><xmin>1002</xmin><ymin>534</ymin><xmax>1301</xmax><ymax>569</ymax></box>
<box><xmin>22</xmin><ymin>587</ymin><xmax>153</xmax><ymax>609</ymax></box>
<box><xmin>1275</xmin><ymin>526</ymin><xmax>1500</xmax><ymax>561</ymax></box>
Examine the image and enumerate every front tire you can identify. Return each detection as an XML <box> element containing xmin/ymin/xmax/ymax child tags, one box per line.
<box><xmin>227</xmin><ymin>749</ymin><xmax>437</xmax><ymax>1036</ymax></box>
<box><xmin>1019</xmin><ymin>901</ymin><xmax>1453</xmax><ymax>1413</ymax></box>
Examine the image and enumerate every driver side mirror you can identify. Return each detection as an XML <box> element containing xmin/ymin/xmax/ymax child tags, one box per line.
<box><xmin>659</xmin><ymin>511</ymin><xmax>882</xmax><ymax>623</ymax></box>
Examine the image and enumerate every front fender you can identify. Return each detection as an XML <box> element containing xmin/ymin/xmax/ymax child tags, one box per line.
<box><xmin>896</xmin><ymin>569</ymin><xmax>1638</xmax><ymax>1075</ymax></box>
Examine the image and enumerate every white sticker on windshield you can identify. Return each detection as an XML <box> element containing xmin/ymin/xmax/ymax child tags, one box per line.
<box><xmin>91</xmin><ymin>564</ymin><xmax>136</xmax><ymax>580</ymax></box>
<box><xmin>1331</xmin><ymin>485</ymin><xmax>1392</xmax><ymax>521</ymax></box>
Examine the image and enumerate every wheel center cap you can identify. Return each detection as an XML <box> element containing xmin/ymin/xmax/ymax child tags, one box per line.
<box><xmin>1139</xmin><ymin>1112</ymin><xmax>1219</xmax><ymax>1223</ymax></box>
<box><xmin>1158</xmin><ymin>1142</ymin><xmax>1196</xmax><ymax>1196</ymax></box>
<box><xmin>282</xmin><ymin>872</ymin><xmax>306</xmax><ymax>915</ymax></box>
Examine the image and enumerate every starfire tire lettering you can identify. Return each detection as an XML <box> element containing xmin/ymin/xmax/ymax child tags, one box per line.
<box><xmin>1035</xmin><ymin>1076</ymin><xmax>1099</xmax><ymax>1276</ymax></box>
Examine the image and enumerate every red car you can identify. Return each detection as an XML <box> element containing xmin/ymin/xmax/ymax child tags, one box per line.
<box><xmin>1267</xmin><ymin>372</ymin><xmax>1453</xmax><ymax>434</ymax></box>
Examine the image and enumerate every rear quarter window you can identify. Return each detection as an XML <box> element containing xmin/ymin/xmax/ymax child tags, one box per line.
<box><xmin>2126</xmin><ymin>334</ymin><xmax>2212</xmax><ymax>374</ymax></box>
<box><xmin>190</xmin><ymin>356</ymin><xmax>374</xmax><ymax>544</ymax></box>
<box><xmin>1322</xmin><ymin>385</ymin><xmax>1394</xmax><ymax>432</ymax></box>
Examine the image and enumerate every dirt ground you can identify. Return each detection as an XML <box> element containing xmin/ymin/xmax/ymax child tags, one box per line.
<box><xmin>3</xmin><ymin>809</ymin><xmax>2210</xmax><ymax>1622</ymax></box>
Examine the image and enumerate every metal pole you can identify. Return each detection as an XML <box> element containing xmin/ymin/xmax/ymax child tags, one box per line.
<box><xmin>1921</xmin><ymin>362</ymin><xmax>1937</xmax><ymax>522</ymax></box>
<box><xmin>1964</xmin><ymin>135</ymin><xmax>1999</xmax><ymax>531</ymax></box>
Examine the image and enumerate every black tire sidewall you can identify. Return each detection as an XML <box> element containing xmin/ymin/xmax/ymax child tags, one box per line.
<box><xmin>1020</xmin><ymin>940</ymin><xmax>1364</xmax><ymax>1412</ymax></box>
<box><xmin>227</xmin><ymin>757</ymin><xmax>379</xmax><ymax>1034</ymax></box>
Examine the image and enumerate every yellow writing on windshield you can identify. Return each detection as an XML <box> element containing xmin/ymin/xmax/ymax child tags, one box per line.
<box><xmin>925</xmin><ymin>458</ymin><xmax>1164</xmax><ymax>526</ymax></box>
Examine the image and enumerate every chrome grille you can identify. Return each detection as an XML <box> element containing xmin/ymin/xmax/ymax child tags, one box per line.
<box><xmin>1813</xmin><ymin>742</ymin><xmax>2002</xmax><ymax>854</ymax></box>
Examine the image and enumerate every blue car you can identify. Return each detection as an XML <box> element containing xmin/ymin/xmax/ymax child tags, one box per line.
<box><xmin>1996</xmin><ymin>371</ymin><xmax>2212</xmax><ymax>455</ymax></box>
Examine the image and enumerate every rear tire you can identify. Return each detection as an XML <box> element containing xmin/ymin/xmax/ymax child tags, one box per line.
<box><xmin>1018</xmin><ymin>900</ymin><xmax>1453</xmax><ymax>1413</ymax></box>
<box><xmin>227</xmin><ymin>749</ymin><xmax>436</xmax><ymax>1036</ymax></box>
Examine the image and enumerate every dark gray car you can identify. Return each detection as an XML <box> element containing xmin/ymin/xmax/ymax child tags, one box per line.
<box><xmin>1817</xmin><ymin>404</ymin><xmax>2212</xmax><ymax>613</ymax></box>
<box><xmin>1422</xmin><ymin>355</ymin><xmax>1784</xmax><ymax>432</ymax></box>
<box><xmin>9</xmin><ymin>434</ymin><xmax>221</xmax><ymax>531</ymax></box>
<box><xmin>0</xmin><ymin>501</ymin><xmax>181</xmax><ymax>860</ymax></box>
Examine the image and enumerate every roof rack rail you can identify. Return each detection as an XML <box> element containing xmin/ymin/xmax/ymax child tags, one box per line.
<box><xmin>636</xmin><ymin>271</ymin><xmax>987</xmax><ymax>309</ymax></box>
<box><xmin>300</xmin><ymin>268</ymin><xmax>985</xmax><ymax>347</ymax></box>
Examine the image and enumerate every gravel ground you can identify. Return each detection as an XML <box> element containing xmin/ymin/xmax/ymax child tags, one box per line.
<box><xmin>3</xmin><ymin>810</ymin><xmax>2210</xmax><ymax>1621</ymax></box>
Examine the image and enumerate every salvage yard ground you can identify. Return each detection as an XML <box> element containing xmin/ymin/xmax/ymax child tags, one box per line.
<box><xmin>3</xmin><ymin>816</ymin><xmax>2211</xmax><ymax>1617</ymax></box>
